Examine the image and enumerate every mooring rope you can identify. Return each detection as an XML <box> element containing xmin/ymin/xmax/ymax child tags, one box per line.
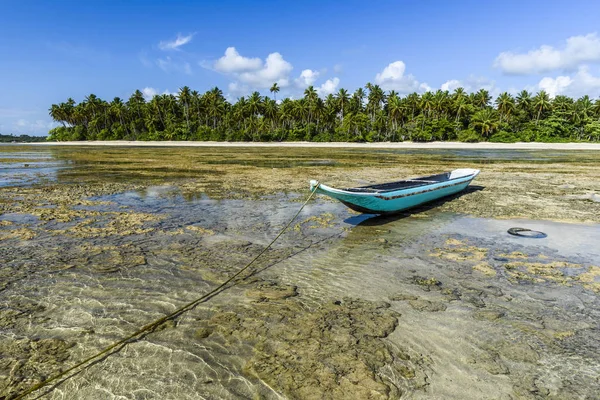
<box><xmin>14</xmin><ymin>182</ymin><xmax>320</xmax><ymax>400</ymax></box>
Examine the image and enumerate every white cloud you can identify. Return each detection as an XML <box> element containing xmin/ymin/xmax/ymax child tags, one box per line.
<box><xmin>494</xmin><ymin>33</ymin><xmax>600</xmax><ymax>75</ymax></box>
<box><xmin>157</xmin><ymin>57</ymin><xmax>192</xmax><ymax>75</ymax></box>
<box><xmin>295</xmin><ymin>69</ymin><xmax>320</xmax><ymax>87</ymax></box>
<box><xmin>419</xmin><ymin>83</ymin><xmax>432</xmax><ymax>92</ymax></box>
<box><xmin>214</xmin><ymin>47</ymin><xmax>262</xmax><ymax>73</ymax></box>
<box><xmin>227</xmin><ymin>81</ymin><xmax>251</xmax><ymax>97</ymax></box>
<box><xmin>228</xmin><ymin>82</ymin><xmax>240</xmax><ymax>93</ymax></box>
<box><xmin>538</xmin><ymin>76</ymin><xmax>573</xmax><ymax>98</ymax></box>
<box><xmin>537</xmin><ymin>65</ymin><xmax>600</xmax><ymax>98</ymax></box>
<box><xmin>158</xmin><ymin>33</ymin><xmax>194</xmax><ymax>51</ymax></box>
<box><xmin>210</xmin><ymin>47</ymin><xmax>293</xmax><ymax>89</ymax></box>
<box><xmin>333</xmin><ymin>64</ymin><xmax>343</xmax><ymax>74</ymax></box>
<box><xmin>142</xmin><ymin>87</ymin><xmax>158</xmax><ymax>100</ymax></box>
<box><xmin>141</xmin><ymin>87</ymin><xmax>172</xmax><ymax>101</ymax></box>
<box><xmin>440</xmin><ymin>75</ymin><xmax>499</xmax><ymax>97</ymax></box>
<box><xmin>440</xmin><ymin>79</ymin><xmax>461</xmax><ymax>92</ymax></box>
<box><xmin>316</xmin><ymin>77</ymin><xmax>340</xmax><ymax>97</ymax></box>
<box><xmin>374</xmin><ymin>61</ymin><xmax>427</xmax><ymax>93</ymax></box>
<box><xmin>238</xmin><ymin>52</ymin><xmax>292</xmax><ymax>88</ymax></box>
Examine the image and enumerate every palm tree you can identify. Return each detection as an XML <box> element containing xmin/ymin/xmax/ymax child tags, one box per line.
<box><xmin>421</xmin><ymin>92</ymin><xmax>434</xmax><ymax>116</ymax></box>
<box><xmin>294</xmin><ymin>99</ymin><xmax>309</xmax><ymax>125</ymax></box>
<box><xmin>473</xmin><ymin>89</ymin><xmax>491</xmax><ymax>109</ymax></box>
<box><xmin>552</xmin><ymin>95</ymin><xmax>573</xmax><ymax>118</ymax></box>
<box><xmin>405</xmin><ymin>93</ymin><xmax>420</xmax><ymax>121</ymax></box>
<box><xmin>47</xmin><ymin>81</ymin><xmax>600</xmax><ymax>144</ymax></box>
<box><xmin>49</xmin><ymin>104</ymin><xmax>66</xmax><ymax>127</ymax></box>
<box><xmin>387</xmin><ymin>94</ymin><xmax>404</xmax><ymax>141</ymax></box>
<box><xmin>532</xmin><ymin>90</ymin><xmax>552</xmax><ymax>124</ymax></box>
<box><xmin>279</xmin><ymin>98</ymin><xmax>294</xmax><ymax>132</ymax></box>
<box><xmin>190</xmin><ymin>90</ymin><xmax>203</xmax><ymax>126</ymax></box>
<box><xmin>576</xmin><ymin>95</ymin><xmax>593</xmax><ymax>120</ymax></box>
<box><xmin>247</xmin><ymin>91</ymin><xmax>263</xmax><ymax>117</ymax></box>
<box><xmin>303</xmin><ymin>86</ymin><xmax>318</xmax><ymax>125</ymax></box>
<box><xmin>270</xmin><ymin>83</ymin><xmax>280</xmax><ymax>102</ymax></box>
<box><xmin>110</xmin><ymin>97</ymin><xmax>129</xmax><ymax>138</ymax></box>
<box><xmin>495</xmin><ymin>92</ymin><xmax>516</xmax><ymax>122</ymax></box>
<box><xmin>206</xmin><ymin>87</ymin><xmax>225</xmax><ymax>129</ymax></box>
<box><xmin>593</xmin><ymin>98</ymin><xmax>600</xmax><ymax>120</ymax></box>
<box><xmin>516</xmin><ymin>90</ymin><xmax>532</xmax><ymax>116</ymax></box>
<box><xmin>352</xmin><ymin>88</ymin><xmax>366</xmax><ymax>113</ymax></box>
<box><xmin>178</xmin><ymin>86</ymin><xmax>192</xmax><ymax>133</ymax></box>
<box><xmin>335</xmin><ymin>88</ymin><xmax>350</xmax><ymax>122</ymax></box>
<box><xmin>432</xmin><ymin>90</ymin><xmax>449</xmax><ymax>119</ymax></box>
<box><xmin>470</xmin><ymin>109</ymin><xmax>499</xmax><ymax>137</ymax></box>
<box><xmin>452</xmin><ymin>88</ymin><xmax>468</xmax><ymax>125</ymax></box>
<box><xmin>367</xmin><ymin>84</ymin><xmax>385</xmax><ymax>122</ymax></box>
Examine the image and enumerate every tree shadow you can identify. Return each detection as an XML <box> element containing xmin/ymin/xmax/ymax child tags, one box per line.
<box><xmin>344</xmin><ymin>185</ymin><xmax>485</xmax><ymax>227</ymax></box>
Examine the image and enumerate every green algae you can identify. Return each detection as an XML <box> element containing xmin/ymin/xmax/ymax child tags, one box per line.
<box><xmin>1</xmin><ymin>146</ymin><xmax>600</xmax><ymax>399</ymax></box>
<box><xmin>3</xmin><ymin>146</ymin><xmax>600</xmax><ymax>222</ymax></box>
<box><xmin>0</xmin><ymin>337</ymin><xmax>74</xmax><ymax>399</ymax></box>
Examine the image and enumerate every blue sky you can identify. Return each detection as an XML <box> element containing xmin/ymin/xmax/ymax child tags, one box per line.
<box><xmin>2</xmin><ymin>0</ymin><xmax>600</xmax><ymax>135</ymax></box>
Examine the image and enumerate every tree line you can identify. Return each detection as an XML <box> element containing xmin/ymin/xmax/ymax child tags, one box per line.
<box><xmin>48</xmin><ymin>83</ymin><xmax>600</xmax><ymax>142</ymax></box>
<box><xmin>0</xmin><ymin>134</ymin><xmax>47</xmax><ymax>143</ymax></box>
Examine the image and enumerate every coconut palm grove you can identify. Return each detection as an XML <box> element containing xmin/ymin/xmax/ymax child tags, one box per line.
<box><xmin>48</xmin><ymin>84</ymin><xmax>600</xmax><ymax>143</ymax></box>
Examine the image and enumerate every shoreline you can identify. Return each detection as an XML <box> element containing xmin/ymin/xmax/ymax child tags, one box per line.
<box><xmin>23</xmin><ymin>140</ymin><xmax>600</xmax><ymax>150</ymax></box>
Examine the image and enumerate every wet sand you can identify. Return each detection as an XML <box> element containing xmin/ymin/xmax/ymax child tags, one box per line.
<box><xmin>1</xmin><ymin>145</ymin><xmax>599</xmax><ymax>399</ymax></box>
<box><xmin>32</xmin><ymin>140</ymin><xmax>600</xmax><ymax>150</ymax></box>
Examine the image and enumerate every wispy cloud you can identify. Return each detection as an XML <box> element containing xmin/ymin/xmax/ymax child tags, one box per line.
<box><xmin>158</xmin><ymin>33</ymin><xmax>194</xmax><ymax>51</ymax></box>
<box><xmin>139</xmin><ymin>51</ymin><xmax>153</xmax><ymax>68</ymax></box>
<box><xmin>156</xmin><ymin>56</ymin><xmax>192</xmax><ymax>75</ymax></box>
<box><xmin>12</xmin><ymin>119</ymin><xmax>57</xmax><ymax>135</ymax></box>
<box><xmin>0</xmin><ymin>108</ymin><xmax>38</xmax><ymax>118</ymax></box>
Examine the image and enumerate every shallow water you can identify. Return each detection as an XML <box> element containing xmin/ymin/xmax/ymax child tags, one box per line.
<box><xmin>2</xmin><ymin>144</ymin><xmax>600</xmax><ymax>185</ymax></box>
<box><xmin>1</xmin><ymin>146</ymin><xmax>599</xmax><ymax>399</ymax></box>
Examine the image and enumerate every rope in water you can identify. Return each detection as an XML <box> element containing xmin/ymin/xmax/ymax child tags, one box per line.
<box><xmin>14</xmin><ymin>182</ymin><xmax>320</xmax><ymax>400</ymax></box>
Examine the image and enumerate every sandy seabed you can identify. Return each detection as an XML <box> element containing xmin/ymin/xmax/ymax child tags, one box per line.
<box><xmin>31</xmin><ymin>140</ymin><xmax>600</xmax><ymax>150</ymax></box>
<box><xmin>2</xmin><ymin>144</ymin><xmax>600</xmax><ymax>399</ymax></box>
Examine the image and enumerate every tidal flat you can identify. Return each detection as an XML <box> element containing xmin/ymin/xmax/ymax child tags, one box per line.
<box><xmin>1</xmin><ymin>145</ymin><xmax>599</xmax><ymax>399</ymax></box>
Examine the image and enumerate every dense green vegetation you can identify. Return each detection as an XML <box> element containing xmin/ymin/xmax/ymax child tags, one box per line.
<box><xmin>0</xmin><ymin>133</ymin><xmax>47</xmax><ymax>143</ymax></box>
<box><xmin>48</xmin><ymin>84</ymin><xmax>600</xmax><ymax>142</ymax></box>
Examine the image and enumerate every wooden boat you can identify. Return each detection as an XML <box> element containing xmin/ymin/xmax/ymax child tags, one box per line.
<box><xmin>309</xmin><ymin>168</ymin><xmax>480</xmax><ymax>214</ymax></box>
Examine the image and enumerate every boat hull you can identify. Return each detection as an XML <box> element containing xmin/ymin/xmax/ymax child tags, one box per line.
<box><xmin>311</xmin><ymin>170</ymin><xmax>479</xmax><ymax>215</ymax></box>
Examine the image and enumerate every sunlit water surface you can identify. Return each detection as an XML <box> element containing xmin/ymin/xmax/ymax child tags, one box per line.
<box><xmin>1</xmin><ymin>145</ymin><xmax>599</xmax><ymax>399</ymax></box>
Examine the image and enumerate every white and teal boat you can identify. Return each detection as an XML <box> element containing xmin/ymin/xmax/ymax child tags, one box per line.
<box><xmin>310</xmin><ymin>168</ymin><xmax>480</xmax><ymax>215</ymax></box>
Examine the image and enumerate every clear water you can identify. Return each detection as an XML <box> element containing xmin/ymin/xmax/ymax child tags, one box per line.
<box><xmin>1</xmin><ymin>145</ymin><xmax>599</xmax><ymax>399</ymax></box>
